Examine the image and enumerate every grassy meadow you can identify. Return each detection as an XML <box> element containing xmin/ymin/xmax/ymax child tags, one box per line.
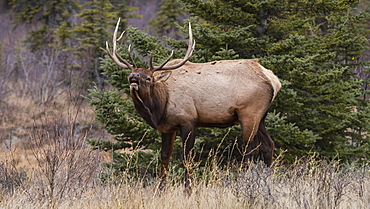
<box><xmin>0</xmin><ymin>83</ymin><xmax>369</xmax><ymax>209</ymax></box>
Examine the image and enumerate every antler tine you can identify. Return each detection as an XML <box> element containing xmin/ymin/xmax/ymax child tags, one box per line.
<box><xmin>116</xmin><ymin>52</ymin><xmax>133</xmax><ymax>68</ymax></box>
<box><xmin>128</xmin><ymin>44</ymin><xmax>137</xmax><ymax>69</ymax></box>
<box><xmin>117</xmin><ymin>30</ymin><xmax>125</xmax><ymax>42</ymax></box>
<box><xmin>149</xmin><ymin>50</ymin><xmax>174</xmax><ymax>71</ymax></box>
<box><xmin>151</xmin><ymin>22</ymin><xmax>195</xmax><ymax>72</ymax></box>
<box><xmin>149</xmin><ymin>54</ymin><xmax>155</xmax><ymax>70</ymax></box>
<box><xmin>106</xmin><ymin>18</ymin><xmax>133</xmax><ymax>70</ymax></box>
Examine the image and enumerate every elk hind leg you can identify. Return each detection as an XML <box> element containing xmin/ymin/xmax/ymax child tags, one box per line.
<box><xmin>180</xmin><ymin>124</ymin><xmax>196</xmax><ymax>195</ymax></box>
<box><xmin>255</xmin><ymin>116</ymin><xmax>274</xmax><ymax>166</ymax></box>
<box><xmin>238</xmin><ymin>112</ymin><xmax>261</xmax><ymax>165</ymax></box>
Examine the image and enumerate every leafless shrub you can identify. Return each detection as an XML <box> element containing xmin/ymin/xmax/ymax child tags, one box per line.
<box><xmin>0</xmin><ymin>135</ymin><xmax>369</xmax><ymax>208</ymax></box>
<box><xmin>0</xmin><ymin>51</ymin><xmax>12</xmax><ymax>104</ymax></box>
<box><xmin>272</xmin><ymin>157</ymin><xmax>369</xmax><ymax>209</ymax></box>
<box><xmin>16</xmin><ymin>47</ymin><xmax>68</xmax><ymax>105</ymax></box>
<box><xmin>13</xmin><ymin>95</ymin><xmax>104</xmax><ymax>208</ymax></box>
<box><xmin>0</xmin><ymin>162</ymin><xmax>27</xmax><ymax>196</ymax></box>
<box><xmin>226</xmin><ymin>163</ymin><xmax>275</xmax><ymax>208</ymax></box>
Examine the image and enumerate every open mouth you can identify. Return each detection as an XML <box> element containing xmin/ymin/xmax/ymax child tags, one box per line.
<box><xmin>130</xmin><ymin>82</ymin><xmax>139</xmax><ymax>91</ymax></box>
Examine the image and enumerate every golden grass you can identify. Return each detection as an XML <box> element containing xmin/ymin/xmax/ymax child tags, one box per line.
<box><xmin>0</xmin><ymin>83</ymin><xmax>369</xmax><ymax>209</ymax></box>
<box><xmin>0</xmin><ymin>161</ymin><xmax>369</xmax><ymax>209</ymax></box>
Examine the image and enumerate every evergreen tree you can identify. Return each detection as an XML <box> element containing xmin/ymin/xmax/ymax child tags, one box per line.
<box><xmin>72</xmin><ymin>0</ymin><xmax>138</xmax><ymax>88</ymax></box>
<box><xmin>72</xmin><ymin>0</ymin><xmax>117</xmax><ymax>88</ymax></box>
<box><xmin>9</xmin><ymin>0</ymin><xmax>79</xmax><ymax>52</ymax></box>
<box><xmin>149</xmin><ymin>0</ymin><xmax>187</xmax><ymax>39</ymax></box>
<box><xmin>89</xmin><ymin>0</ymin><xmax>370</xmax><ymax>179</ymax></box>
<box><xmin>8</xmin><ymin>0</ymin><xmax>80</xmax><ymax>104</ymax></box>
<box><xmin>180</xmin><ymin>0</ymin><xmax>370</xmax><ymax>160</ymax></box>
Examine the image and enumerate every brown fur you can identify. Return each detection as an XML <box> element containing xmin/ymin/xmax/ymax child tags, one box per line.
<box><xmin>126</xmin><ymin>59</ymin><xmax>281</xmax><ymax>192</ymax></box>
<box><xmin>130</xmin><ymin>79</ymin><xmax>168</xmax><ymax>129</ymax></box>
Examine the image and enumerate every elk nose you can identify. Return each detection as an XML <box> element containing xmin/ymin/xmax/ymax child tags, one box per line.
<box><xmin>129</xmin><ymin>73</ymin><xmax>139</xmax><ymax>82</ymax></box>
<box><xmin>130</xmin><ymin>73</ymin><xmax>139</xmax><ymax>77</ymax></box>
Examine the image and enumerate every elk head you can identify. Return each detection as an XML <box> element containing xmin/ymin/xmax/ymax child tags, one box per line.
<box><xmin>106</xmin><ymin>18</ymin><xmax>195</xmax><ymax>95</ymax></box>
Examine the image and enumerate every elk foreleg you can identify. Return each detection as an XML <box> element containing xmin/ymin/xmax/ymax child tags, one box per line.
<box><xmin>159</xmin><ymin>131</ymin><xmax>176</xmax><ymax>190</ymax></box>
<box><xmin>180</xmin><ymin>124</ymin><xmax>196</xmax><ymax>194</ymax></box>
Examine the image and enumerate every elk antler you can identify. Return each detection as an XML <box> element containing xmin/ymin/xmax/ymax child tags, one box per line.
<box><xmin>127</xmin><ymin>44</ymin><xmax>137</xmax><ymax>69</ymax></box>
<box><xmin>106</xmin><ymin>18</ymin><xmax>134</xmax><ymax>70</ymax></box>
<box><xmin>149</xmin><ymin>22</ymin><xmax>195</xmax><ymax>72</ymax></box>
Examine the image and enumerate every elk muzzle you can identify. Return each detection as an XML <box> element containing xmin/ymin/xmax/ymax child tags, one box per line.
<box><xmin>129</xmin><ymin>73</ymin><xmax>140</xmax><ymax>91</ymax></box>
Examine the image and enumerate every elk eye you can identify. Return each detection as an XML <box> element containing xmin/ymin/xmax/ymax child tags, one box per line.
<box><xmin>146</xmin><ymin>77</ymin><xmax>151</xmax><ymax>81</ymax></box>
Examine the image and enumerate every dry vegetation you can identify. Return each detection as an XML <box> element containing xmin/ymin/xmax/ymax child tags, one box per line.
<box><xmin>1</xmin><ymin>2</ymin><xmax>369</xmax><ymax>209</ymax></box>
<box><xmin>0</xmin><ymin>40</ymin><xmax>369</xmax><ymax>209</ymax></box>
<box><xmin>0</xmin><ymin>81</ymin><xmax>369</xmax><ymax>209</ymax></box>
<box><xmin>0</xmin><ymin>9</ymin><xmax>369</xmax><ymax>208</ymax></box>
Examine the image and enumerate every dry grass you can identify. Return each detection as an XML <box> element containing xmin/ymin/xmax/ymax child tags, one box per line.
<box><xmin>0</xmin><ymin>160</ymin><xmax>369</xmax><ymax>209</ymax></box>
<box><xmin>0</xmin><ymin>83</ymin><xmax>369</xmax><ymax>209</ymax></box>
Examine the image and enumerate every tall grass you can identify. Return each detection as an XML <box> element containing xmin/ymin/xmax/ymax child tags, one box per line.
<box><xmin>0</xmin><ymin>83</ymin><xmax>369</xmax><ymax>209</ymax></box>
<box><xmin>1</xmin><ymin>156</ymin><xmax>368</xmax><ymax>208</ymax></box>
<box><xmin>1</xmin><ymin>119</ymin><xmax>370</xmax><ymax>209</ymax></box>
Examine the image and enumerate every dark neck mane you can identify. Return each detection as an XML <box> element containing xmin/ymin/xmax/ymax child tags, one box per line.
<box><xmin>130</xmin><ymin>83</ymin><xmax>168</xmax><ymax>129</ymax></box>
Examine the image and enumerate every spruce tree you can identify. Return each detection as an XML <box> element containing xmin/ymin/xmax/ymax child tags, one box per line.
<box><xmin>72</xmin><ymin>0</ymin><xmax>117</xmax><ymax>88</ymax></box>
<box><xmin>180</xmin><ymin>0</ymin><xmax>370</xmax><ymax>160</ymax></box>
<box><xmin>72</xmin><ymin>0</ymin><xmax>138</xmax><ymax>88</ymax></box>
<box><xmin>9</xmin><ymin>0</ymin><xmax>80</xmax><ymax>104</ymax></box>
<box><xmin>9</xmin><ymin>0</ymin><xmax>79</xmax><ymax>52</ymax></box>
<box><xmin>89</xmin><ymin>0</ymin><xmax>370</xmax><ymax>179</ymax></box>
<box><xmin>149</xmin><ymin>0</ymin><xmax>187</xmax><ymax>39</ymax></box>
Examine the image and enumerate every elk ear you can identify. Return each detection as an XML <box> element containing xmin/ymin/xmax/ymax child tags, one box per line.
<box><xmin>154</xmin><ymin>71</ymin><xmax>172</xmax><ymax>83</ymax></box>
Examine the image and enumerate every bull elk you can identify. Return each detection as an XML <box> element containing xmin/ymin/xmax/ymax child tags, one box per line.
<box><xmin>106</xmin><ymin>18</ymin><xmax>281</xmax><ymax>192</ymax></box>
